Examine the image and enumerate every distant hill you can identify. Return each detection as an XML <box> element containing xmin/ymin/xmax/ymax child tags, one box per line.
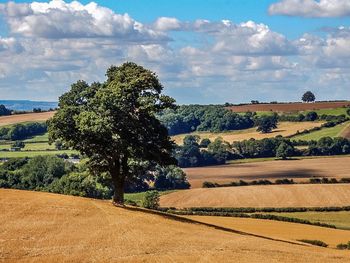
<box><xmin>0</xmin><ymin>100</ymin><xmax>58</xmax><ymax>111</ymax></box>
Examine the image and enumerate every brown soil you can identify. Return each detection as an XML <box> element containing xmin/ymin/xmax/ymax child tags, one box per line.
<box><xmin>184</xmin><ymin>156</ymin><xmax>350</xmax><ymax>188</ymax></box>
<box><xmin>0</xmin><ymin>112</ymin><xmax>55</xmax><ymax>127</ymax></box>
<box><xmin>160</xmin><ymin>184</ymin><xmax>350</xmax><ymax>208</ymax></box>
<box><xmin>341</xmin><ymin>124</ymin><xmax>350</xmax><ymax>139</ymax></box>
<box><xmin>1</xmin><ymin>189</ymin><xmax>349</xmax><ymax>262</ymax></box>
<box><xmin>228</xmin><ymin>101</ymin><xmax>350</xmax><ymax>113</ymax></box>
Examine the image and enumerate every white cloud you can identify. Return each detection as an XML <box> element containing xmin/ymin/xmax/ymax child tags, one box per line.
<box><xmin>0</xmin><ymin>0</ymin><xmax>167</xmax><ymax>42</ymax></box>
<box><xmin>269</xmin><ymin>0</ymin><xmax>350</xmax><ymax>17</ymax></box>
<box><xmin>153</xmin><ymin>17</ymin><xmax>182</xmax><ymax>31</ymax></box>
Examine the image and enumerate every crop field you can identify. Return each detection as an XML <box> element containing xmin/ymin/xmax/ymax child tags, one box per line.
<box><xmin>160</xmin><ymin>184</ymin><xmax>350</xmax><ymax>208</ymax></box>
<box><xmin>341</xmin><ymin>125</ymin><xmax>350</xmax><ymax>139</ymax></box>
<box><xmin>292</xmin><ymin>122</ymin><xmax>350</xmax><ymax>141</ymax></box>
<box><xmin>183</xmin><ymin>216</ymin><xmax>350</xmax><ymax>248</ymax></box>
<box><xmin>1</xmin><ymin>189</ymin><xmax>349</xmax><ymax>262</ymax></box>
<box><xmin>183</xmin><ymin>156</ymin><xmax>350</xmax><ymax>188</ymax></box>
<box><xmin>0</xmin><ymin>112</ymin><xmax>55</xmax><ymax>127</ymax></box>
<box><xmin>228</xmin><ymin>101</ymin><xmax>350</xmax><ymax>113</ymax></box>
<box><xmin>262</xmin><ymin>211</ymin><xmax>350</xmax><ymax>230</ymax></box>
<box><xmin>172</xmin><ymin>121</ymin><xmax>324</xmax><ymax>144</ymax></box>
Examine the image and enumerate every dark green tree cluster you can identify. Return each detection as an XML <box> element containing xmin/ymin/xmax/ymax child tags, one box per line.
<box><xmin>175</xmin><ymin>135</ymin><xmax>233</xmax><ymax>167</ymax></box>
<box><xmin>302</xmin><ymin>91</ymin><xmax>316</xmax><ymax>102</ymax></box>
<box><xmin>159</xmin><ymin>105</ymin><xmax>255</xmax><ymax>135</ymax></box>
<box><xmin>0</xmin><ymin>122</ymin><xmax>47</xmax><ymax>140</ymax></box>
<box><xmin>255</xmin><ymin>114</ymin><xmax>278</xmax><ymax>133</ymax></box>
<box><xmin>0</xmin><ymin>105</ymin><xmax>11</xmax><ymax>116</ymax></box>
<box><xmin>307</xmin><ymin>137</ymin><xmax>350</xmax><ymax>156</ymax></box>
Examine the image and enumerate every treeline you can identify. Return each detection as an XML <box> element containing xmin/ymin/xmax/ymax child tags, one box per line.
<box><xmin>0</xmin><ymin>156</ymin><xmax>190</xmax><ymax>198</ymax></box>
<box><xmin>159</xmin><ymin>105</ymin><xmax>254</xmax><ymax>135</ymax></box>
<box><xmin>0</xmin><ymin>122</ymin><xmax>47</xmax><ymax>140</ymax></box>
<box><xmin>175</xmin><ymin>135</ymin><xmax>350</xmax><ymax>168</ymax></box>
<box><xmin>159</xmin><ymin>105</ymin><xmax>350</xmax><ymax>136</ymax></box>
<box><xmin>202</xmin><ymin>177</ymin><xmax>350</xmax><ymax>188</ymax></box>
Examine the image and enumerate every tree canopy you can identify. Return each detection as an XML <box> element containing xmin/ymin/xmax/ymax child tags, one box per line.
<box><xmin>302</xmin><ymin>91</ymin><xmax>316</xmax><ymax>102</ymax></box>
<box><xmin>48</xmin><ymin>62</ymin><xmax>177</xmax><ymax>205</ymax></box>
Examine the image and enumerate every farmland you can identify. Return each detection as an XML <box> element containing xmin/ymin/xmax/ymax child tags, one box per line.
<box><xmin>261</xmin><ymin>211</ymin><xmax>350</xmax><ymax>230</ymax></box>
<box><xmin>172</xmin><ymin>121</ymin><xmax>324</xmax><ymax>144</ymax></box>
<box><xmin>228</xmin><ymin>101</ymin><xmax>350</xmax><ymax>113</ymax></box>
<box><xmin>160</xmin><ymin>184</ymin><xmax>350</xmax><ymax>208</ymax></box>
<box><xmin>183</xmin><ymin>216</ymin><xmax>350</xmax><ymax>248</ymax></box>
<box><xmin>1</xmin><ymin>189</ymin><xmax>350</xmax><ymax>262</ymax></box>
<box><xmin>0</xmin><ymin>111</ymin><xmax>55</xmax><ymax>127</ymax></box>
<box><xmin>183</xmin><ymin>156</ymin><xmax>350</xmax><ymax>188</ymax></box>
<box><xmin>292</xmin><ymin>121</ymin><xmax>350</xmax><ymax>141</ymax></box>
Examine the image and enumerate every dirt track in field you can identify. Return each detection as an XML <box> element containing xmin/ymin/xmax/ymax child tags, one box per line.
<box><xmin>184</xmin><ymin>216</ymin><xmax>350</xmax><ymax>248</ymax></box>
<box><xmin>228</xmin><ymin>101</ymin><xmax>350</xmax><ymax>113</ymax></box>
<box><xmin>160</xmin><ymin>184</ymin><xmax>350</xmax><ymax>208</ymax></box>
<box><xmin>184</xmin><ymin>156</ymin><xmax>350</xmax><ymax>188</ymax></box>
<box><xmin>172</xmin><ymin>121</ymin><xmax>324</xmax><ymax>144</ymax></box>
<box><xmin>0</xmin><ymin>112</ymin><xmax>55</xmax><ymax>127</ymax></box>
<box><xmin>341</xmin><ymin>123</ymin><xmax>350</xmax><ymax>139</ymax></box>
<box><xmin>1</xmin><ymin>189</ymin><xmax>350</xmax><ymax>262</ymax></box>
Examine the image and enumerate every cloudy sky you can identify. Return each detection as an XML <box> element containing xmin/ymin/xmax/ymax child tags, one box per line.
<box><xmin>0</xmin><ymin>0</ymin><xmax>350</xmax><ymax>104</ymax></box>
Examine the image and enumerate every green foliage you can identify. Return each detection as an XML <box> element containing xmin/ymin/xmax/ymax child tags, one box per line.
<box><xmin>12</xmin><ymin>141</ymin><xmax>25</xmax><ymax>149</ymax></box>
<box><xmin>154</xmin><ymin>165</ymin><xmax>190</xmax><ymax>190</ymax></box>
<box><xmin>276</xmin><ymin>142</ymin><xmax>294</xmax><ymax>160</ymax></box>
<box><xmin>0</xmin><ymin>104</ymin><xmax>11</xmax><ymax>116</ymax></box>
<box><xmin>159</xmin><ymin>105</ymin><xmax>254</xmax><ymax>135</ymax></box>
<box><xmin>48</xmin><ymin>62</ymin><xmax>177</xmax><ymax>204</ymax></box>
<box><xmin>297</xmin><ymin>239</ymin><xmax>328</xmax><ymax>247</ymax></box>
<box><xmin>199</xmin><ymin>138</ymin><xmax>211</xmax><ymax>148</ymax></box>
<box><xmin>302</xmin><ymin>91</ymin><xmax>316</xmax><ymax>102</ymax></box>
<box><xmin>255</xmin><ymin>115</ymin><xmax>278</xmax><ymax>133</ymax></box>
<box><xmin>49</xmin><ymin>172</ymin><xmax>112</xmax><ymax>199</ymax></box>
<box><xmin>142</xmin><ymin>190</ymin><xmax>160</xmax><ymax>209</ymax></box>
<box><xmin>305</xmin><ymin>111</ymin><xmax>318</xmax><ymax>121</ymax></box>
<box><xmin>0</xmin><ymin>122</ymin><xmax>47</xmax><ymax>140</ymax></box>
<box><xmin>336</xmin><ymin>243</ymin><xmax>349</xmax><ymax>250</ymax></box>
<box><xmin>347</xmin><ymin>108</ymin><xmax>350</xmax><ymax>117</ymax></box>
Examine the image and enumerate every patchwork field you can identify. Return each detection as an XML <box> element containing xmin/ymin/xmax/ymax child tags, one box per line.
<box><xmin>2</xmin><ymin>190</ymin><xmax>350</xmax><ymax>262</ymax></box>
<box><xmin>292</xmin><ymin>121</ymin><xmax>350</xmax><ymax>141</ymax></box>
<box><xmin>0</xmin><ymin>112</ymin><xmax>55</xmax><ymax>127</ymax></box>
<box><xmin>160</xmin><ymin>184</ymin><xmax>350</xmax><ymax>208</ymax></box>
<box><xmin>184</xmin><ymin>156</ymin><xmax>350</xmax><ymax>188</ymax></box>
<box><xmin>228</xmin><ymin>101</ymin><xmax>350</xmax><ymax>113</ymax></box>
<box><xmin>183</xmin><ymin>216</ymin><xmax>350</xmax><ymax>248</ymax></box>
<box><xmin>172</xmin><ymin>121</ymin><xmax>324</xmax><ymax>144</ymax></box>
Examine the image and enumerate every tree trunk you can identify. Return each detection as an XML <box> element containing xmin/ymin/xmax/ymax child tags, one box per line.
<box><xmin>112</xmin><ymin>176</ymin><xmax>124</xmax><ymax>206</ymax></box>
<box><xmin>111</xmin><ymin>163</ymin><xmax>125</xmax><ymax>206</ymax></box>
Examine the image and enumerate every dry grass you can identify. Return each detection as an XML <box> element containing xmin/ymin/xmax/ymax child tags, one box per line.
<box><xmin>160</xmin><ymin>184</ymin><xmax>350</xmax><ymax>208</ymax></box>
<box><xmin>0</xmin><ymin>112</ymin><xmax>55</xmax><ymax>127</ymax></box>
<box><xmin>172</xmin><ymin>121</ymin><xmax>324</xmax><ymax>144</ymax></box>
<box><xmin>228</xmin><ymin>101</ymin><xmax>350</xmax><ymax>113</ymax></box>
<box><xmin>341</xmin><ymin>123</ymin><xmax>350</xmax><ymax>139</ymax></box>
<box><xmin>184</xmin><ymin>156</ymin><xmax>350</xmax><ymax>188</ymax></box>
<box><xmin>183</xmin><ymin>216</ymin><xmax>350</xmax><ymax>248</ymax></box>
<box><xmin>1</xmin><ymin>189</ymin><xmax>349</xmax><ymax>262</ymax></box>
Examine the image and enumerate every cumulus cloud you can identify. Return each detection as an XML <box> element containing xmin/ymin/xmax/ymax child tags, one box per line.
<box><xmin>153</xmin><ymin>17</ymin><xmax>182</xmax><ymax>31</ymax></box>
<box><xmin>269</xmin><ymin>0</ymin><xmax>350</xmax><ymax>17</ymax></box>
<box><xmin>0</xmin><ymin>0</ymin><xmax>167</xmax><ymax>42</ymax></box>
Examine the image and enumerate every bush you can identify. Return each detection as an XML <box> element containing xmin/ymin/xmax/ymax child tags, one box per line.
<box><xmin>142</xmin><ymin>190</ymin><xmax>160</xmax><ymax>209</ymax></box>
<box><xmin>297</xmin><ymin>239</ymin><xmax>328</xmax><ymax>247</ymax></box>
<box><xmin>336</xmin><ymin>243</ymin><xmax>349</xmax><ymax>250</ymax></box>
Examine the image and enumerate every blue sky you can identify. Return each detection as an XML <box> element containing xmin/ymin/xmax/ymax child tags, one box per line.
<box><xmin>0</xmin><ymin>0</ymin><xmax>350</xmax><ymax>103</ymax></box>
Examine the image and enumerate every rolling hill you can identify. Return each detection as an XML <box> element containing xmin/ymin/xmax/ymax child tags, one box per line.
<box><xmin>0</xmin><ymin>112</ymin><xmax>55</xmax><ymax>127</ymax></box>
<box><xmin>1</xmin><ymin>189</ymin><xmax>349</xmax><ymax>262</ymax></box>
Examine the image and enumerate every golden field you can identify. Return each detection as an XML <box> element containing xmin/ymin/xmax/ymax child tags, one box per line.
<box><xmin>1</xmin><ymin>189</ymin><xmax>350</xmax><ymax>262</ymax></box>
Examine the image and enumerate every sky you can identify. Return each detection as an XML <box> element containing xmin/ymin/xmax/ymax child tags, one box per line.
<box><xmin>0</xmin><ymin>0</ymin><xmax>350</xmax><ymax>104</ymax></box>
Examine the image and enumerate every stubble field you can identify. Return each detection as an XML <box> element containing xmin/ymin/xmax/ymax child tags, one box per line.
<box><xmin>0</xmin><ymin>112</ymin><xmax>55</xmax><ymax>127</ymax></box>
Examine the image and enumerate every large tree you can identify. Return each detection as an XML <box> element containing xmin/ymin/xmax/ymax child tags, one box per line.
<box><xmin>48</xmin><ymin>62</ymin><xmax>177</xmax><ymax>205</ymax></box>
<box><xmin>302</xmin><ymin>91</ymin><xmax>315</xmax><ymax>103</ymax></box>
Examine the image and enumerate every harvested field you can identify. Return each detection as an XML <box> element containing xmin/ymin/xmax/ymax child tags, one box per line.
<box><xmin>172</xmin><ymin>121</ymin><xmax>324</xmax><ymax>144</ymax></box>
<box><xmin>183</xmin><ymin>216</ymin><xmax>350</xmax><ymax>248</ymax></box>
<box><xmin>228</xmin><ymin>101</ymin><xmax>350</xmax><ymax>113</ymax></box>
<box><xmin>2</xmin><ymin>190</ymin><xmax>349</xmax><ymax>262</ymax></box>
<box><xmin>160</xmin><ymin>184</ymin><xmax>350</xmax><ymax>208</ymax></box>
<box><xmin>341</xmin><ymin>123</ymin><xmax>350</xmax><ymax>139</ymax></box>
<box><xmin>0</xmin><ymin>112</ymin><xmax>55</xmax><ymax>127</ymax></box>
<box><xmin>184</xmin><ymin>156</ymin><xmax>350</xmax><ymax>188</ymax></box>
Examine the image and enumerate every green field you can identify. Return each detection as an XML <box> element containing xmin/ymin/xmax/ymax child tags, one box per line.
<box><xmin>24</xmin><ymin>133</ymin><xmax>49</xmax><ymax>142</ymax></box>
<box><xmin>264</xmin><ymin>211</ymin><xmax>350</xmax><ymax>230</ymax></box>
<box><xmin>0</xmin><ymin>150</ymin><xmax>77</xmax><ymax>158</ymax></box>
<box><xmin>253</xmin><ymin>107</ymin><xmax>348</xmax><ymax>117</ymax></box>
<box><xmin>292</xmin><ymin>122</ymin><xmax>349</xmax><ymax>141</ymax></box>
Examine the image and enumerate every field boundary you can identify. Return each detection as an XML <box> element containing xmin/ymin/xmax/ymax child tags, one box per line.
<box><xmin>122</xmin><ymin>205</ymin><xmax>308</xmax><ymax>247</ymax></box>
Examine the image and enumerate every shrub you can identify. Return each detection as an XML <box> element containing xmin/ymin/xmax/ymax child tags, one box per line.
<box><xmin>202</xmin><ymin>181</ymin><xmax>217</xmax><ymax>188</ymax></box>
<box><xmin>336</xmin><ymin>243</ymin><xmax>349</xmax><ymax>250</ymax></box>
<box><xmin>142</xmin><ymin>190</ymin><xmax>160</xmax><ymax>209</ymax></box>
<box><xmin>297</xmin><ymin>239</ymin><xmax>328</xmax><ymax>247</ymax></box>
